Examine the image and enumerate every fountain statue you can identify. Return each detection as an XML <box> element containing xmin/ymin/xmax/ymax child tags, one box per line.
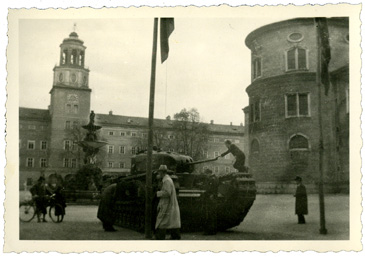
<box><xmin>78</xmin><ymin>111</ymin><xmax>107</xmax><ymax>164</ymax></box>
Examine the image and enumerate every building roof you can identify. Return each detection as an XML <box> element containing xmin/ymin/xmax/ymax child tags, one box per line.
<box><xmin>245</xmin><ymin>17</ymin><xmax>349</xmax><ymax>49</ymax></box>
<box><xmin>19</xmin><ymin>107</ymin><xmax>51</xmax><ymax>121</ymax></box>
<box><xmin>96</xmin><ymin>113</ymin><xmax>244</xmax><ymax>134</ymax></box>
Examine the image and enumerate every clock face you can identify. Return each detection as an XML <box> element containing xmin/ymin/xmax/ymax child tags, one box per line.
<box><xmin>71</xmin><ymin>73</ymin><xmax>77</xmax><ymax>83</ymax></box>
<box><xmin>59</xmin><ymin>73</ymin><xmax>64</xmax><ymax>82</ymax></box>
<box><xmin>67</xmin><ymin>94</ymin><xmax>79</xmax><ymax>103</ymax></box>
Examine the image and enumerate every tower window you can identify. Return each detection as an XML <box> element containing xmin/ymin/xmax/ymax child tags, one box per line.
<box><xmin>250</xmin><ymin>100</ymin><xmax>261</xmax><ymax>122</ymax></box>
<box><xmin>108</xmin><ymin>145</ymin><xmax>114</xmax><ymax>154</ymax></box>
<box><xmin>71</xmin><ymin>49</ymin><xmax>78</xmax><ymax>65</ymax></box>
<box><xmin>289</xmin><ymin>134</ymin><xmax>309</xmax><ymax>150</ymax></box>
<box><xmin>286</xmin><ymin>47</ymin><xmax>308</xmax><ymax>71</ymax></box>
<box><xmin>73</xmin><ymin>105</ymin><xmax>78</xmax><ymax>114</ymax></box>
<box><xmin>66</xmin><ymin>104</ymin><xmax>71</xmax><ymax>113</ymax></box>
<box><xmin>285</xmin><ymin>93</ymin><xmax>310</xmax><ymax>118</ymax></box>
<box><xmin>253</xmin><ymin>57</ymin><xmax>262</xmax><ymax>79</ymax></box>
<box><xmin>251</xmin><ymin>139</ymin><xmax>260</xmax><ymax>154</ymax></box>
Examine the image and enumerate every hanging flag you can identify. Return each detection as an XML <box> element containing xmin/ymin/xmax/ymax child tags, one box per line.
<box><xmin>160</xmin><ymin>18</ymin><xmax>175</xmax><ymax>63</ymax></box>
<box><xmin>315</xmin><ymin>17</ymin><xmax>332</xmax><ymax>95</ymax></box>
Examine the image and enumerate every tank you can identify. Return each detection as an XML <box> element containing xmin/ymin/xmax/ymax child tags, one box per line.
<box><xmin>98</xmin><ymin>150</ymin><xmax>256</xmax><ymax>233</ymax></box>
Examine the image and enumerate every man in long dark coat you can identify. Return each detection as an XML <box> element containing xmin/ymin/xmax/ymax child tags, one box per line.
<box><xmin>30</xmin><ymin>176</ymin><xmax>51</xmax><ymax>222</ymax></box>
<box><xmin>294</xmin><ymin>176</ymin><xmax>308</xmax><ymax>224</ymax></box>
<box><xmin>97</xmin><ymin>183</ymin><xmax>117</xmax><ymax>231</ymax></box>
<box><xmin>220</xmin><ymin>140</ymin><xmax>247</xmax><ymax>173</ymax></box>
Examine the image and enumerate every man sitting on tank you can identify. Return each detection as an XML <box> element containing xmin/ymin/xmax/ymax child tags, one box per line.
<box><xmin>220</xmin><ymin>140</ymin><xmax>247</xmax><ymax>173</ymax></box>
<box><xmin>155</xmin><ymin>165</ymin><xmax>181</xmax><ymax>240</ymax></box>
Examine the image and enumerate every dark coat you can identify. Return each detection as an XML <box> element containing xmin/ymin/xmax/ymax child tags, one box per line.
<box><xmin>221</xmin><ymin>144</ymin><xmax>246</xmax><ymax>171</ymax></box>
<box><xmin>97</xmin><ymin>183</ymin><xmax>117</xmax><ymax>225</ymax></box>
<box><xmin>295</xmin><ymin>184</ymin><xmax>308</xmax><ymax>215</ymax></box>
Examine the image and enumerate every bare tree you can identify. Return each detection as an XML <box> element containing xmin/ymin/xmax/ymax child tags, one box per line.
<box><xmin>171</xmin><ymin>108</ymin><xmax>209</xmax><ymax>160</ymax></box>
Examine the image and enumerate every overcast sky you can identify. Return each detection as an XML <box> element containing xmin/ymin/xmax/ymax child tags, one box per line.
<box><xmin>19</xmin><ymin>18</ymin><xmax>285</xmax><ymax>125</ymax></box>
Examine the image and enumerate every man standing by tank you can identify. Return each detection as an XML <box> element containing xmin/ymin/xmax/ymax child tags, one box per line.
<box><xmin>294</xmin><ymin>176</ymin><xmax>308</xmax><ymax>224</ymax></box>
<box><xmin>155</xmin><ymin>165</ymin><xmax>181</xmax><ymax>240</ymax></box>
<box><xmin>203</xmin><ymin>169</ymin><xmax>219</xmax><ymax>235</ymax></box>
<box><xmin>220</xmin><ymin>140</ymin><xmax>247</xmax><ymax>173</ymax></box>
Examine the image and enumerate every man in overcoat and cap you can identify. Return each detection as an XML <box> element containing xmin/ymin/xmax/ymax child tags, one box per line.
<box><xmin>294</xmin><ymin>176</ymin><xmax>308</xmax><ymax>224</ymax></box>
<box><xmin>155</xmin><ymin>165</ymin><xmax>181</xmax><ymax>240</ymax></box>
<box><xmin>220</xmin><ymin>140</ymin><xmax>247</xmax><ymax>173</ymax></box>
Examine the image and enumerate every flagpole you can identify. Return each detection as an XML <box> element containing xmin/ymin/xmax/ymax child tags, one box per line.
<box><xmin>145</xmin><ymin>17</ymin><xmax>158</xmax><ymax>239</ymax></box>
<box><xmin>315</xmin><ymin>18</ymin><xmax>327</xmax><ymax>235</ymax></box>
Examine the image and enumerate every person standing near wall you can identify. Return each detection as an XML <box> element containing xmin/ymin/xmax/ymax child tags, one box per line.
<box><xmin>294</xmin><ymin>176</ymin><xmax>308</xmax><ymax>224</ymax></box>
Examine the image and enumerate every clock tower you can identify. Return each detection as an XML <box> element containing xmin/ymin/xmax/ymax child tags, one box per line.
<box><xmin>48</xmin><ymin>31</ymin><xmax>91</xmax><ymax>173</ymax></box>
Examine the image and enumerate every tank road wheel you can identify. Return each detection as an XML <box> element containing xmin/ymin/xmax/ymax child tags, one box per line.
<box><xmin>49</xmin><ymin>204</ymin><xmax>65</xmax><ymax>223</ymax></box>
<box><xmin>19</xmin><ymin>202</ymin><xmax>36</xmax><ymax>222</ymax></box>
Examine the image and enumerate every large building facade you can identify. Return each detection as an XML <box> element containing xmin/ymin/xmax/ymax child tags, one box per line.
<box><xmin>19</xmin><ymin>32</ymin><xmax>245</xmax><ymax>189</ymax></box>
<box><xmin>244</xmin><ymin>18</ymin><xmax>349</xmax><ymax>193</ymax></box>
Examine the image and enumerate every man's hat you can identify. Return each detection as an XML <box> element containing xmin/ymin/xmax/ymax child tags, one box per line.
<box><xmin>158</xmin><ymin>165</ymin><xmax>168</xmax><ymax>172</ymax></box>
<box><xmin>294</xmin><ymin>176</ymin><xmax>302</xmax><ymax>181</ymax></box>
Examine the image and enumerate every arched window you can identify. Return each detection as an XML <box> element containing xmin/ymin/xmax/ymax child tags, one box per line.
<box><xmin>289</xmin><ymin>134</ymin><xmax>309</xmax><ymax>150</ymax></box>
<box><xmin>286</xmin><ymin>47</ymin><xmax>308</xmax><ymax>71</ymax></box>
<box><xmin>251</xmin><ymin>139</ymin><xmax>260</xmax><ymax>154</ymax></box>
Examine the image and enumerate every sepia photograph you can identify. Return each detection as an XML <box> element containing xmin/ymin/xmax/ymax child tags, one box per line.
<box><xmin>4</xmin><ymin>4</ymin><xmax>362</xmax><ymax>253</ymax></box>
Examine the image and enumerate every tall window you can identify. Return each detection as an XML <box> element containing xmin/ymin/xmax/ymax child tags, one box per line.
<box><xmin>26</xmin><ymin>158</ymin><xmax>34</xmax><ymax>167</ymax></box>
<box><xmin>109</xmin><ymin>131</ymin><xmax>114</xmax><ymax>136</ymax></box>
<box><xmin>72</xmin><ymin>121</ymin><xmax>79</xmax><ymax>129</ymax></box>
<box><xmin>131</xmin><ymin>147</ymin><xmax>136</xmax><ymax>155</ymax></box>
<box><xmin>285</xmin><ymin>93</ymin><xmax>310</xmax><ymax>117</ymax></box>
<box><xmin>289</xmin><ymin>134</ymin><xmax>309</xmax><ymax>150</ymax></box>
<box><xmin>71</xmin><ymin>159</ymin><xmax>77</xmax><ymax>168</ymax></box>
<box><xmin>27</xmin><ymin>140</ymin><xmax>35</xmax><ymax>150</ymax></box>
<box><xmin>250</xmin><ymin>100</ymin><xmax>261</xmax><ymax>122</ymax></box>
<box><xmin>108</xmin><ymin>145</ymin><xmax>114</xmax><ymax>154</ymax></box>
<box><xmin>64</xmin><ymin>140</ymin><xmax>71</xmax><ymax>150</ymax></box>
<box><xmin>253</xmin><ymin>57</ymin><xmax>262</xmax><ymax>79</ymax></box>
<box><xmin>66</xmin><ymin>104</ymin><xmax>71</xmax><ymax>113</ymax></box>
<box><xmin>120</xmin><ymin>146</ymin><xmax>125</xmax><ymax>154</ymax></box>
<box><xmin>251</xmin><ymin>139</ymin><xmax>260</xmax><ymax>154</ymax></box>
<box><xmin>63</xmin><ymin>158</ymin><xmax>69</xmax><ymax>168</ymax></box>
<box><xmin>40</xmin><ymin>158</ymin><xmax>47</xmax><ymax>168</ymax></box>
<box><xmin>73</xmin><ymin>105</ymin><xmax>78</xmax><ymax>114</ymax></box>
<box><xmin>131</xmin><ymin>132</ymin><xmax>137</xmax><ymax>137</ymax></box>
<box><xmin>120</xmin><ymin>132</ymin><xmax>126</xmax><ymax>136</ymax></box>
<box><xmin>286</xmin><ymin>47</ymin><xmax>308</xmax><ymax>71</ymax></box>
<box><xmin>108</xmin><ymin>162</ymin><xmax>113</xmax><ymax>168</ymax></box>
<box><xmin>119</xmin><ymin>162</ymin><xmax>125</xmax><ymax>168</ymax></box>
<box><xmin>41</xmin><ymin>141</ymin><xmax>47</xmax><ymax>150</ymax></box>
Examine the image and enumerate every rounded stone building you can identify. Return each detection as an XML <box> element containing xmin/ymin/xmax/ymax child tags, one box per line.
<box><xmin>244</xmin><ymin>18</ymin><xmax>349</xmax><ymax>193</ymax></box>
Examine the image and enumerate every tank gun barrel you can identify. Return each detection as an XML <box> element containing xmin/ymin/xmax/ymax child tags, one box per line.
<box><xmin>185</xmin><ymin>157</ymin><xmax>219</xmax><ymax>165</ymax></box>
